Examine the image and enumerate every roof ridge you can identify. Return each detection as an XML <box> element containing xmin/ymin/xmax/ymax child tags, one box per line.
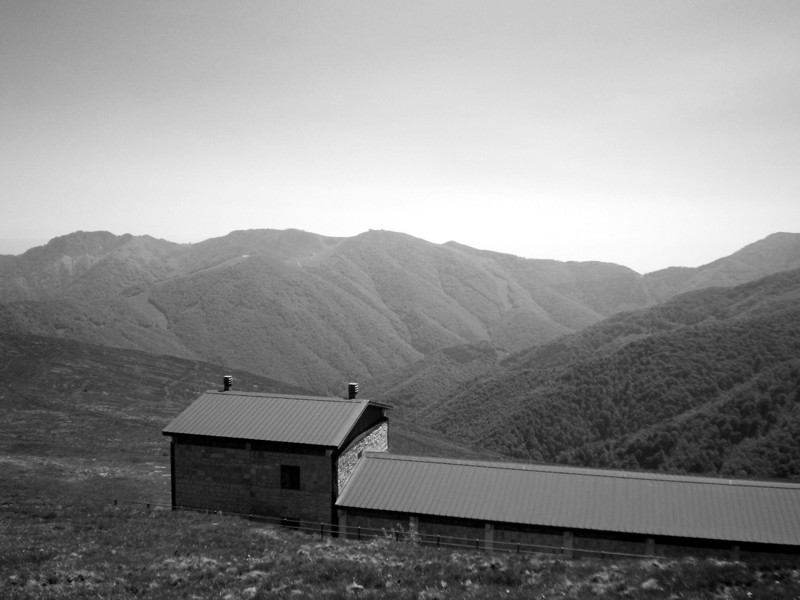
<box><xmin>204</xmin><ymin>390</ymin><xmax>364</xmax><ymax>403</ymax></box>
<box><xmin>364</xmin><ymin>453</ymin><xmax>800</xmax><ymax>490</ymax></box>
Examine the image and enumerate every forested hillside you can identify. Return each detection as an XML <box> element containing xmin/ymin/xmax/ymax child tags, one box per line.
<box><xmin>381</xmin><ymin>269</ymin><xmax>800</xmax><ymax>480</ymax></box>
<box><xmin>2</xmin><ymin>229</ymin><xmax>798</xmax><ymax>393</ymax></box>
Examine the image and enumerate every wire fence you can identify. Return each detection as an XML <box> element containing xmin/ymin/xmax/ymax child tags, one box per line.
<box><xmin>110</xmin><ymin>498</ymin><xmax>654</xmax><ymax>560</ymax></box>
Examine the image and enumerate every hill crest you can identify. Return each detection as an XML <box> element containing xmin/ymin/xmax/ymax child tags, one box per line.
<box><xmin>1</xmin><ymin>229</ymin><xmax>799</xmax><ymax>392</ymax></box>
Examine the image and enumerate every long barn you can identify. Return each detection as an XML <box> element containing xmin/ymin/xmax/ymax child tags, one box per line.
<box><xmin>337</xmin><ymin>453</ymin><xmax>800</xmax><ymax>559</ymax></box>
<box><xmin>164</xmin><ymin>383</ymin><xmax>800</xmax><ymax>559</ymax></box>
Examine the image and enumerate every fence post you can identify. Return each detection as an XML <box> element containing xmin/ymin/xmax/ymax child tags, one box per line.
<box><xmin>730</xmin><ymin>545</ymin><xmax>740</xmax><ymax>561</ymax></box>
<box><xmin>562</xmin><ymin>531</ymin><xmax>574</xmax><ymax>559</ymax></box>
<box><xmin>357</xmin><ymin>527</ymin><xmax>361</xmax><ymax>541</ymax></box>
<box><xmin>437</xmin><ymin>535</ymin><xmax>440</xmax><ymax>548</ymax></box>
<box><xmin>484</xmin><ymin>523</ymin><xmax>494</xmax><ymax>552</ymax></box>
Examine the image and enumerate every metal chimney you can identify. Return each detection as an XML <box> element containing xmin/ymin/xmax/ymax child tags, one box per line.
<box><xmin>348</xmin><ymin>382</ymin><xmax>358</xmax><ymax>399</ymax></box>
<box><xmin>223</xmin><ymin>375</ymin><xmax>233</xmax><ymax>391</ymax></box>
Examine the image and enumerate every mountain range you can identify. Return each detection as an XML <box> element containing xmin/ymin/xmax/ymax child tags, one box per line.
<box><xmin>2</xmin><ymin>229</ymin><xmax>799</xmax><ymax>479</ymax></box>
<box><xmin>2</xmin><ymin>229</ymin><xmax>799</xmax><ymax>393</ymax></box>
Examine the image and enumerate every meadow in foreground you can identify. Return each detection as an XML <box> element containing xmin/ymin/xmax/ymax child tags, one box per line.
<box><xmin>2</xmin><ymin>494</ymin><xmax>799</xmax><ymax>600</ymax></box>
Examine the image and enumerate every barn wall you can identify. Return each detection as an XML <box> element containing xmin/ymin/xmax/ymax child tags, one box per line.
<box><xmin>336</xmin><ymin>506</ymin><xmax>788</xmax><ymax>559</ymax></box>
<box><xmin>572</xmin><ymin>530</ymin><xmax>650</xmax><ymax>558</ymax></box>
<box><xmin>655</xmin><ymin>537</ymin><xmax>764</xmax><ymax>560</ymax></box>
<box><xmin>494</xmin><ymin>523</ymin><xmax>568</xmax><ymax>553</ymax></box>
<box><xmin>250</xmin><ymin>445</ymin><xmax>334</xmax><ymax>523</ymax></box>
<box><xmin>739</xmin><ymin>544</ymin><xmax>800</xmax><ymax>562</ymax></box>
<box><xmin>416</xmin><ymin>516</ymin><xmax>486</xmax><ymax>548</ymax></box>
<box><xmin>173</xmin><ymin>437</ymin><xmax>250</xmax><ymax>515</ymax></box>
<box><xmin>171</xmin><ymin>435</ymin><xmax>335</xmax><ymax>523</ymax></box>
<box><xmin>338</xmin><ymin>509</ymin><xmax>486</xmax><ymax>547</ymax></box>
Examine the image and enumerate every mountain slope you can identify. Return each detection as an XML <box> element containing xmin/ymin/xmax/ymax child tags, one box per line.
<box><xmin>386</xmin><ymin>269</ymin><xmax>800</xmax><ymax>480</ymax></box>
<box><xmin>0</xmin><ymin>332</ymin><xmax>491</xmax><ymax>465</ymax></box>
<box><xmin>0</xmin><ymin>229</ymin><xmax>648</xmax><ymax>391</ymax></box>
<box><xmin>1</xmin><ymin>229</ymin><xmax>799</xmax><ymax>393</ymax></box>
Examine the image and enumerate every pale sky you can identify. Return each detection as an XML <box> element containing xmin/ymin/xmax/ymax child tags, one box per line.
<box><xmin>2</xmin><ymin>1</ymin><xmax>799</xmax><ymax>273</ymax></box>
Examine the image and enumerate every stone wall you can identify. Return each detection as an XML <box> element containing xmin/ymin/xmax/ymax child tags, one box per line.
<box><xmin>336</xmin><ymin>422</ymin><xmax>388</xmax><ymax>495</ymax></box>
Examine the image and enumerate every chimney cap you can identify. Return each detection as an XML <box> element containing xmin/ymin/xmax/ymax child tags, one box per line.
<box><xmin>223</xmin><ymin>375</ymin><xmax>233</xmax><ymax>391</ymax></box>
<box><xmin>347</xmin><ymin>382</ymin><xmax>358</xmax><ymax>399</ymax></box>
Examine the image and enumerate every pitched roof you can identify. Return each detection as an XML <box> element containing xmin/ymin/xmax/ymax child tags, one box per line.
<box><xmin>337</xmin><ymin>453</ymin><xmax>800</xmax><ymax>546</ymax></box>
<box><xmin>163</xmin><ymin>391</ymin><xmax>385</xmax><ymax>448</ymax></box>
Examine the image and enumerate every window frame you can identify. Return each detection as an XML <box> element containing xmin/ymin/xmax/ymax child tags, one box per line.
<box><xmin>280</xmin><ymin>464</ymin><xmax>301</xmax><ymax>490</ymax></box>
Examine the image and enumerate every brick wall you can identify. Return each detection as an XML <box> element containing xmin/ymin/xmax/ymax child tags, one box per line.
<box><xmin>336</xmin><ymin>422</ymin><xmax>388</xmax><ymax>495</ymax></box>
<box><xmin>172</xmin><ymin>436</ymin><xmax>334</xmax><ymax>523</ymax></box>
<box><xmin>173</xmin><ymin>438</ymin><xmax>251</xmax><ymax>515</ymax></box>
<box><xmin>250</xmin><ymin>447</ymin><xmax>333</xmax><ymax>523</ymax></box>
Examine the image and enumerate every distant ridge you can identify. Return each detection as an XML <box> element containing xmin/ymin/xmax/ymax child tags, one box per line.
<box><xmin>1</xmin><ymin>229</ymin><xmax>798</xmax><ymax>392</ymax></box>
<box><xmin>644</xmin><ymin>232</ymin><xmax>800</xmax><ymax>302</ymax></box>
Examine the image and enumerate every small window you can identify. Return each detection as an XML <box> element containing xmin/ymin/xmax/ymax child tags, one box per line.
<box><xmin>281</xmin><ymin>465</ymin><xmax>300</xmax><ymax>490</ymax></box>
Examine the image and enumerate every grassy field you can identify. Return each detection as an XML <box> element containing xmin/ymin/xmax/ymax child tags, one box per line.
<box><xmin>3</xmin><ymin>493</ymin><xmax>800</xmax><ymax>600</ymax></box>
<box><xmin>2</xmin><ymin>334</ymin><xmax>800</xmax><ymax>598</ymax></box>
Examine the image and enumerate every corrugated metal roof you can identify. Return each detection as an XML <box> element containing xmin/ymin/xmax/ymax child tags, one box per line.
<box><xmin>337</xmin><ymin>454</ymin><xmax>800</xmax><ymax>546</ymax></box>
<box><xmin>162</xmin><ymin>391</ymin><xmax>378</xmax><ymax>447</ymax></box>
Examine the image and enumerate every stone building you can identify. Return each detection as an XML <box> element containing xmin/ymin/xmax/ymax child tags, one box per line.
<box><xmin>164</xmin><ymin>382</ymin><xmax>800</xmax><ymax>557</ymax></box>
<box><xmin>162</xmin><ymin>383</ymin><xmax>388</xmax><ymax>526</ymax></box>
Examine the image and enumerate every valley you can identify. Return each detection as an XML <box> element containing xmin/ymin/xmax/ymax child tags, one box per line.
<box><xmin>2</xmin><ymin>229</ymin><xmax>800</xmax><ymax>599</ymax></box>
<box><xmin>3</xmin><ymin>229</ymin><xmax>799</xmax><ymax>393</ymax></box>
<box><xmin>1</xmin><ymin>229</ymin><xmax>799</xmax><ymax>483</ymax></box>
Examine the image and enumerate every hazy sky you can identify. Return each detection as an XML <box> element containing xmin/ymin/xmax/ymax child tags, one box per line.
<box><xmin>2</xmin><ymin>1</ymin><xmax>799</xmax><ymax>273</ymax></box>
